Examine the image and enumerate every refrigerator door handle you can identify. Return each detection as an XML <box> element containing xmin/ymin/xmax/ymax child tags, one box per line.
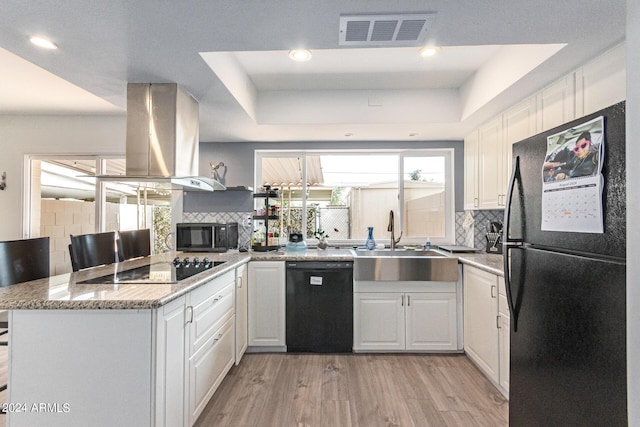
<box><xmin>503</xmin><ymin>155</ymin><xmax>522</xmax><ymax>331</ymax></box>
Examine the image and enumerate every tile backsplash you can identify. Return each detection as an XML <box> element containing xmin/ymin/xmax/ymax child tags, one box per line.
<box><xmin>182</xmin><ymin>211</ymin><xmax>253</xmax><ymax>250</ymax></box>
<box><xmin>186</xmin><ymin>209</ymin><xmax>503</xmax><ymax>252</ymax></box>
<box><xmin>455</xmin><ymin>209</ymin><xmax>505</xmax><ymax>249</ymax></box>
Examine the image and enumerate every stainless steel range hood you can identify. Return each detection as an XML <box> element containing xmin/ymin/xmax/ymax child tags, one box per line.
<box><xmin>98</xmin><ymin>83</ymin><xmax>225</xmax><ymax>191</ymax></box>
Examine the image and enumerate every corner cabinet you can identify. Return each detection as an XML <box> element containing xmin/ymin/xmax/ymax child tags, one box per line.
<box><xmin>463</xmin><ymin>264</ymin><xmax>509</xmax><ymax>397</ymax></box>
<box><xmin>248</xmin><ymin>261</ymin><xmax>286</xmax><ymax>349</ymax></box>
<box><xmin>353</xmin><ymin>279</ymin><xmax>462</xmax><ymax>352</ymax></box>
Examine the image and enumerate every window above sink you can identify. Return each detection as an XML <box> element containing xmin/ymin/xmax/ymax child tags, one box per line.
<box><xmin>255</xmin><ymin>149</ymin><xmax>455</xmax><ymax>247</ymax></box>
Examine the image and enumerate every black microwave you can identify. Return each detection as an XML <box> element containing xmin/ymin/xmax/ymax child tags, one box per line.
<box><xmin>176</xmin><ymin>223</ymin><xmax>228</xmax><ymax>252</ymax></box>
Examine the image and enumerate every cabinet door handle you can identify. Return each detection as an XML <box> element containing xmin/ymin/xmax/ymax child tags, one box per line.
<box><xmin>491</xmin><ymin>285</ymin><xmax>497</xmax><ymax>298</ymax></box>
<box><xmin>474</xmin><ymin>197</ymin><xmax>479</xmax><ymax>208</ymax></box>
<box><xmin>186</xmin><ymin>306</ymin><xmax>193</xmax><ymax>324</ymax></box>
<box><xmin>407</xmin><ymin>295</ymin><xmax>411</xmax><ymax>306</ymax></box>
<box><xmin>497</xmin><ymin>315</ymin><xmax>501</xmax><ymax>329</ymax></box>
<box><xmin>237</xmin><ymin>276</ymin><xmax>243</xmax><ymax>288</ymax></box>
<box><xmin>401</xmin><ymin>295</ymin><xmax>404</xmax><ymax>306</ymax></box>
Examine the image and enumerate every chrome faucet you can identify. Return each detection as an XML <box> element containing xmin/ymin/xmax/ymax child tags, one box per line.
<box><xmin>387</xmin><ymin>210</ymin><xmax>403</xmax><ymax>250</ymax></box>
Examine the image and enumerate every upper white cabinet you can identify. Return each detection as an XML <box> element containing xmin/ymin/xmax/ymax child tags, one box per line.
<box><xmin>464</xmin><ymin>44</ymin><xmax>625</xmax><ymax>211</ymax></box>
<box><xmin>477</xmin><ymin>116</ymin><xmax>505</xmax><ymax>210</ymax></box>
<box><xmin>463</xmin><ymin>130</ymin><xmax>479</xmax><ymax>210</ymax></box>
<box><xmin>575</xmin><ymin>43</ymin><xmax>626</xmax><ymax>117</ymax></box>
<box><xmin>248</xmin><ymin>261</ymin><xmax>286</xmax><ymax>348</ymax></box>
<box><xmin>503</xmin><ymin>97</ymin><xmax>537</xmax><ymax>187</ymax></box>
<box><xmin>536</xmin><ymin>75</ymin><xmax>576</xmax><ymax>133</ymax></box>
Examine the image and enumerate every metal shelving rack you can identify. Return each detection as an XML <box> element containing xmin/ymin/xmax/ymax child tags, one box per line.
<box><xmin>252</xmin><ymin>187</ymin><xmax>280</xmax><ymax>251</ymax></box>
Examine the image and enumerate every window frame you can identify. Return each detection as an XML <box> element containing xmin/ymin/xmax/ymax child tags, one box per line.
<box><xmin>255</xmin><ymin>148</ymin><xmax>455</xmax><ymax>246</ymax></box>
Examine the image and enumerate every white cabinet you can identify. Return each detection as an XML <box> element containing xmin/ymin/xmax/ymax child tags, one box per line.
<box><xmin>248</xmin><ymin>261</ymin><xmax>286</xmax><ymax>348</ymax></box>
<box><xmin>575</xmin><ymin>43</ymin><xmax>626</xmax><ymax>117</ymax></box>
<box><xmin>406</xmin><ymin>293</ymin><xmax>458</xmax><ymax>351</ymax></box>
<box><xmin>497</xmin><ymin>276</ymin><xmax>510</xmax><ymax>394</ymax></box>
<box><xmin>477</xmin><ymin>116</ymin><xmax>505</xmax><ymax>209</ymax></box>
<box><xmin>155</xmin><ymin>296</ymin><xmax>187</xmax><ymax>427</ymax></box>
<box><xmin>464</xmin><ymin>130</ymin><xmax>479</xmax><ymax>210</ymax></box>
<box><xmin>354</xmin><ymin>293</ymin><xmax>405</xmax><ymax>350</ymax></box>
<box><xmin>353</xmin><ymin>281</ymin><xmax>461</xmax><ymax>352</ymax></box>
<box><xmin>536</xmin><ymin>75</ymin><xmax>576</xmax><ymax>133</ymax></box>
<box><xmin>463</xmin><ymin>264</ymin><xmax>509</xmax><ymax>397</ymax></box>
<box><xmin>463</xmin><ymin>265</ymin><xmax>499</xmax><ymax>382</ymax></box>
<box><xmin>235</xmin><ymin>264</ymin><xmax>248</xmax><ymax>364</ymax></box>
<box><xmin>465</xmin><ymin>107</ymin><xmax>532</xmax><ymax>210</ymax></box>
<box><xmin>503</xmin><ymin>97</ymin><xmax>537</xmax><ymax>190</ymax></box>
<box><xmin>186</xmin><ymin>270</ymin><xmax>236</xmax><ymax>426</ymax></box>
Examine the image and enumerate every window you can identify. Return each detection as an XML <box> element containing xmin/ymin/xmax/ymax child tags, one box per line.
<box><xmin>255</xmin><ymin>150</ymin><xmax>454</xmax><ymax>246</ymax></box>
<box><xmin>26</xmin><ymin>156</ymin><xmax>173</xmax><ymax>274</ymax></box>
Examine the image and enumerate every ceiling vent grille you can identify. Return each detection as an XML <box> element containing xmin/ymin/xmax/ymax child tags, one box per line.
<box><xmin>339</xmin><ymin>13</ymin><xmax>436</xmax><ymax>46</ymax></box>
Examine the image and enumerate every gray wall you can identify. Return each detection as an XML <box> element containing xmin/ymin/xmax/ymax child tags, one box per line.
<box><xmin>194</xmin><ymin>140</ymin><xmax>465</xmax><ymax>212</ymax></box>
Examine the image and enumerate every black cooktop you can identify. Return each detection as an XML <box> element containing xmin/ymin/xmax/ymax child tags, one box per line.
<box><xmin>77</xmin><ymin>257</ymin><xmax>224</xmax><ymax>284</ymax></box>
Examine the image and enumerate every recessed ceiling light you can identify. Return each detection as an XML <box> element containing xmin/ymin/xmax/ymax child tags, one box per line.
<box><xmin>419</xmin><ymin>46</ymin><xmax>441</xmax><ymax>57</ymax></box>
<box><xmin>30</xmin><ymin>36</ymin><xmax>58</xmax><ymax>50</ymax></box>
<box><xmin>289</xmin><ymin>49</ymin><xmax>312</xmax><ymax>62</ymax></box>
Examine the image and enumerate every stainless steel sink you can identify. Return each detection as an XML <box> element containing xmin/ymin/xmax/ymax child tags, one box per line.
<box><xmin>353</xmin><ymin>249</ymin><xmax>446</xmax><ymax>257</ymax></box>
<box><xmin>352</xmin><ymin>249</ymin><xmax>458</xmax><ymax>282</ymax></box>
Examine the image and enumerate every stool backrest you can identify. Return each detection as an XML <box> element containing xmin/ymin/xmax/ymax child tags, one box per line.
<box><xmin>0</xmin><ymin>237</ymin><xmax>50</xmax><ymax>286</ymax></box>
<box><xmin>69</xmin><ymin>231</ymin><xmax>118</xmax><ymax>271</ymax></box>
<box><xmin>118</xmin><ymin>229</ymin><xmax>151</xmax><ymax>260</ymax></box>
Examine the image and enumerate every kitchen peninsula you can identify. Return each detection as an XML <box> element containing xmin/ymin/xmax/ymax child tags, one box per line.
<box><xmin>0</xmin><ymin>251</ymin><xmax>250</xmax><ymax>427</ymax></box>
<box><xmin>0</xmin><ymin>248</ymin><xmax>502</xmax><ymax>426</ymax></box>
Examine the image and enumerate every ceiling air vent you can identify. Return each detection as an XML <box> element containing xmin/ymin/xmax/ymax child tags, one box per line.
<box><xmin>339</xmin><ymin>13</ymin><xmax>437</xmax><ymax>46</ymax></box>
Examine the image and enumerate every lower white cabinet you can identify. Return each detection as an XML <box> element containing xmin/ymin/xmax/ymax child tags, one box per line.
<box><xmin>248</xmin><ymin>261</ymin><xmax>286</xmax><ymax>348</ymax></box>
<box><xmin>185</xmin><ymin>270</ymin><xmax>236</xmax><ymax>426</ymax></box>
<box><xmin>155</xmin><ymin>296</ymin><xmax>188</xmax><ymax>427</ymax></box>
<box><xmin>497</xmin><ymin>276</ymin><xmax>510</xmax><ymax>394</ymax></box>
<box><xmin>235</xmin><ymin>264</ymin><xmax>248</xmax><ymax>364</ymax></box>
<box><xmin>188</xmin><ymin>316</ymin><xmax>235</xmax><ymax>425</ymax></box>
<box><xmin>353</xmin><ymin>281</ymin><xmax>461</xmax><ymax>352</ymax></box>
<box><xmin>463</xmin><ymin>264</ymin><xmax>509</xmax><ymax>397</ymax></box>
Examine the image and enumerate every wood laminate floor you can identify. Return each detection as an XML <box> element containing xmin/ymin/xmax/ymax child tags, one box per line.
<box><xmin>195</xmin><ymin>353</ymin><xmax>508</xmax><ymax>427</ymax></box>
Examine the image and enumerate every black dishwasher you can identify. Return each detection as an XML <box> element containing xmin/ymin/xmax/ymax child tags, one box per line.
<box><xmin>286</xmin><ymin>261</ymin><xmax>353</xmax><ymax>353</ymax></box>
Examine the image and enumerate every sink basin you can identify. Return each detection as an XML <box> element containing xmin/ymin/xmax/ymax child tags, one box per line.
<box><xmin>353</xmin><ymin>249</ymin><xmax>446</xmax><ymax>257</ymax></box>
<box><xmin>353</xmin><ymin>248</ymin><xmax>458</xmax><ymax>282</ymax></box>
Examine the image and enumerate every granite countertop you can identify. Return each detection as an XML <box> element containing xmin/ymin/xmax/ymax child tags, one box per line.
<box><xmin>455</xmin><ymin>252</ymin><xmax>505</xmax><ymax>276</ymax></box>
<box><xmin>0</xmin><ymin>247</ymin><xmax>504</xmax><ymax>310</ymax></box>
<box><xmin>0</xmin><ymin>251</ymin><xmax>251</xmax><ymax>311</ymax></box>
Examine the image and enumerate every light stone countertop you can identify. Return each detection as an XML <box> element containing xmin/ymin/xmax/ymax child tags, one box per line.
<box><xmin>455</xmin><ymin>252</ymin><xmax>505</xmax><ymax>276</ymax></box>
<box><xmin>0</xmin><ymin>247</ymin><xmax>503</xmax><ymax>310</ymax></box>
<box><xmin>0</xmin><ymin>251</ymin><xmax>251</xmax><ymax>310</ymax></box>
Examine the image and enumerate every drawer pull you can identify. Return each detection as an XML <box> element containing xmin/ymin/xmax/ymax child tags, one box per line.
<box><xmin>213</xmin><ymin>333</ymin><xmax>223</xmax><ymax>343</ymax></box>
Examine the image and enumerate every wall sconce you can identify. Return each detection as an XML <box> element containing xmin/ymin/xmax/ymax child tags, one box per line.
<box><xmin>0</xmin><ymin>172</ymin><xmax>6</xmax><ymax>190</ymax></box>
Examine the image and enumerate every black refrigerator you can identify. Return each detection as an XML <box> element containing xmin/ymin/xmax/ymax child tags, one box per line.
<box><xmin>503</xmin><ymin>101</ymin><xmax>627</xmax><ymax>426</ymax></box>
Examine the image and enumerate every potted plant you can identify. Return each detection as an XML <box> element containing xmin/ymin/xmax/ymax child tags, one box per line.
<box><xmin>314</xmin><ymin>229</ymin><xmax>329</xmax><ymax>250</ymax></box>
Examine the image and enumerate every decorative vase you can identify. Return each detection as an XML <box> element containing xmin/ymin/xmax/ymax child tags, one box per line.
<box><xmin>317</xmin><ymin>236</ymin><xmax>329</xmax><ymax>250</ymax></box>
<box><xmin>365</xmin><ymin>227</ymin><xmax>376</xmax><ymax>250</ymax></box>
